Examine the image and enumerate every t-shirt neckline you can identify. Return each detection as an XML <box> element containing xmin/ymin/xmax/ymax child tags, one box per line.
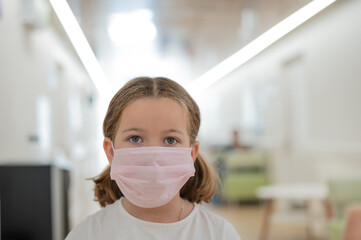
<box><xmin>118</xmin><ymin>197</ymin><xmax>198</xmax><ymax>227</ymax></box>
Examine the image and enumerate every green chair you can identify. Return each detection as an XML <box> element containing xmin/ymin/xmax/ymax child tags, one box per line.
<box><xmin>218</xmin><ymin>149</ymin><xmax>268</xmax><ymax>202</ymax></box>
<box><xmin>329</xmin><ymin>218</ymin><xmax>346</xmax><ymax>240</ymax></box>
<box><xmin>328</xmin><ymin>176</ymin><xmax>361</xmax><ymax>240</ymax></box>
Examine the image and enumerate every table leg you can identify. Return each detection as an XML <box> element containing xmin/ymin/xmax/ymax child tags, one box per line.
<box><xmin>305</xmin><ymin>200</ymin><xmax>315</xmax><ymax>240</ymax></box>
<box><xmin>259</xmin><ymin>199</ymin><xmax>274</xmax><ymax>240</ymax></box>
<box><xmin>322</xmin><ymin>199</ymin><xmax>333</xmax><ymax>219</ymax></box>
<box><xmin>305</xmin><ymin>199</ymin><xmax>333</xmax><ymax>240</ymax></box>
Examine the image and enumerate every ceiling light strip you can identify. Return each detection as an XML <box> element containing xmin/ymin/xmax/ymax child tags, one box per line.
<box><xmin>49</xmin><ymin>0</ymin><xmax>112</xmax><ymax>97</ymax></box>
<box><xmin>187</xmin><ymin>0</ymin><xmax>336</xmax><ymax>94</ymax></box>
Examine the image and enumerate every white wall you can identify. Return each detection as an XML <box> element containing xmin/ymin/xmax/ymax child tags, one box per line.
<box><xmin>198</xmin><ymin>0</ymin><xmax>361</xmax><ymax>183</ymax></box>
<box><xmin>0</xmin><ymin>0</ymin><xmax>102</xmax><ymax>226</ymax></box>
<box><xmin>1</xmin><ymin>0</ymin><xmax>89</xmax><ymax>161</ymax></box>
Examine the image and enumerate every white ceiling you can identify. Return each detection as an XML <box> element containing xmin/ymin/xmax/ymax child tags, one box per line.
<box><xmin>68</xmin><ymin>0</ymin><xmax>310</xmax><ymax>86</ymax></box>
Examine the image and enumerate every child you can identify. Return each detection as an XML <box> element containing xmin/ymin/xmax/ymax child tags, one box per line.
<box><xmin>65</xmin><ymin>77</ymin><xmax>241</xmax><ymax>240</ymax></box>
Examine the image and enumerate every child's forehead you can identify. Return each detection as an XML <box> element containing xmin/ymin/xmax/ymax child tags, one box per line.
<box><xmin>123</xmin><ymin>98</ymin><xmax>185</xmax><ymax>118</ymax></box>
<box><xmin>125</xmin><ymin>97</ymin><xmax>185</xmax><ymax>111</ymax></box>
<box><xmin>115</xmin><ymin>97</ymin><xmax>190</xmax><ymax>130</ymax></box>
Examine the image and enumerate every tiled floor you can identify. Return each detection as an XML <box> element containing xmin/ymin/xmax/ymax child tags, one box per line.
<box><xmin>208</xmin><ymin>203</ymin><xmax>326</xmax><ymax>240</ymax></box>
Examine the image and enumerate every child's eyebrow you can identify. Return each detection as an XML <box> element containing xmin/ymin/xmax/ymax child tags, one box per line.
<box><xmin>163</xmin><ymin>129</ymin><xmax>185</xmax><ymax>135</ymax></box>
<box><xmin>122</xmin><ymin>128</ymin><xmax>144</xmax><ymax>133</ymax></box>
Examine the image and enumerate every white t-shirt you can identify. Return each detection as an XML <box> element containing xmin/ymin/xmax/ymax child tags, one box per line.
<box><xmin>66</xmin><ymin>198</ymin><xmax>241</xmax><ymax>240</ymax></box>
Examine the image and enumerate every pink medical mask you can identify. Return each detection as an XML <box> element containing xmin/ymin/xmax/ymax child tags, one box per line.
<box><xmin>110</xmin><ymin>146</ymin><xmax>195</xmax><ymax>208</ymax></box>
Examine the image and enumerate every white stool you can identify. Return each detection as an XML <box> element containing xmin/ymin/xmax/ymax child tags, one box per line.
<box><xmin>257</xmin><ymin>183</ymin><xmax>331</xmax><ymax>240</ymax></box>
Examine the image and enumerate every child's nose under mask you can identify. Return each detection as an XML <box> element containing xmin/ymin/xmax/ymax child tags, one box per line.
<box><xmin>110</xmin><ymin>146</ymin><xmax>195</xmax><ymax>208</ymax></box>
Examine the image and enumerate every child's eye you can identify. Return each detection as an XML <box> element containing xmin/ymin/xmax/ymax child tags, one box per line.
<box><xmin>164</xmin><ymin>137</ymin><xmax>178</xmax><ymax>145</ymax></box>
<box><xmin>128</xmin><ymin>136</ymin><xmax>143</xmax><ymax>143</ymax></box>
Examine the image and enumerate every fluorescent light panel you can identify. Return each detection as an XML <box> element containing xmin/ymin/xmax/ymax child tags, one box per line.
<box><xmin>49</xmin><ymin>0</ymin><xmax>113</xmax><ymax>97</ymax></box>
<box><xmin>108</xmin><ymin>9</ymin><xmax>157</xmax><ymax>45</ymax></box>
<box><xmin>187</xmin><ymin>0</ymin><xmax>336</xmax><ymax>94</ymax></box>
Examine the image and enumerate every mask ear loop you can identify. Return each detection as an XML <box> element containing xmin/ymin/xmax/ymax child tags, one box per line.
<box><xmin>111</xmin><ymin>141</ymin><xmax>115</xmax><ymax>151</ymax></box>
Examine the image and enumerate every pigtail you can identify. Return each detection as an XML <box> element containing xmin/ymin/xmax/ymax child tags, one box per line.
<box><xmin>180</xmin><ymin>153</ymin><xmax>218</xmax><ymax>203</ymax></box>
<box><xmin>92</xmin><ymin>166</ymin><xmax>123</xmax><ymax>207</ymax></box>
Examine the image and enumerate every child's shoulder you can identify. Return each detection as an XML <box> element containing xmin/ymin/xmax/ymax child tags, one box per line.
<box><xmin>65</xmin><ymin>200</ymin><xmax>122</xmax><ymax>240</ymax></box>
<box><xmin>195</xmin><ymin>204</ymin><xmax>241</xmax><ymax>240</ymax></box>
<box><xmin>196</xmin><ymin>204</ymin><xmax>228</xmax><ymax>223</ymax></box>
<box><xmin>80</xmin><ymin>199</ymin><xmax>122</xmax><ymax>224</ymax></box>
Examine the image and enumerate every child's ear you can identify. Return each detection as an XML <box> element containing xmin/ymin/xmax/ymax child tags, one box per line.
<box><xmin>191</xmin><ymin>141</ymin><xmax>199</xmax><ymax>162</ymax></box>
<box><xmin>103</xmin><ymin>137</ymin><xmax>114</xmax><ymax>165</ymax></box>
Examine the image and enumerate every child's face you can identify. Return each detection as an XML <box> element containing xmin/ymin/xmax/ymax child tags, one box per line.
<box><xmin>104</xmin><ymin>97</ymin><xmax>199</xmax><ymax>163</ymax></box>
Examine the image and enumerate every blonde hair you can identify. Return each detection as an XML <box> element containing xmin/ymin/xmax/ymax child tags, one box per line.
<box><xmin>93</xmin><ymin>77</ymin><xmax>218</xmax><ymax>207</ymax></box>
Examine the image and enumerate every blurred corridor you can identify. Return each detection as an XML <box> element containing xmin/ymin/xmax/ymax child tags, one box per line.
<box><xmin>1</xmin><ymin>0</ymin><xmax>361</xmax><ymax>239</ymax></box>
